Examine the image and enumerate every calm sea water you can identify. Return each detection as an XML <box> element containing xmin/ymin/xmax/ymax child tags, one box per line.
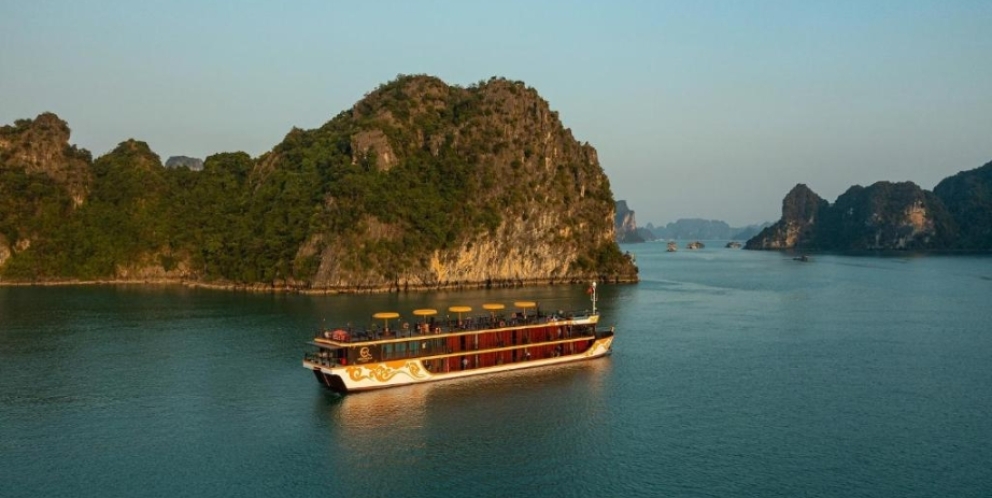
<box><xmin>2</xmin><ymin>244</ymin><xmax>991</xmax><ymax>497</ymax></box>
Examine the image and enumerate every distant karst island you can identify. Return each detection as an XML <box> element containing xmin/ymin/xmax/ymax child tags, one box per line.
<box><xmin>613</xmin><ymin>200</ymin><xmax>769</xmax><ymax>243</ymax></box>
<box><xmin>746</xmin><ymin>160</ymin><xmax>992</xmax><ymax>252</ymax></box>
<box><xmin>643</xmin><ymin>218</ymin><xmax>770</xmax><ymax>242</ymax></box>
<box><xmin>0</xmin><ymin>75</ymin><xmax>638</xmax><ymax>291</ymax></box>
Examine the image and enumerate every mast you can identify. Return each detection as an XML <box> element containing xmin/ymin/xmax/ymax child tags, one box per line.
<box><xmin>590</xmin><ymin>281</ymin><xmax>598</xmax><ymax>315</ymax></box>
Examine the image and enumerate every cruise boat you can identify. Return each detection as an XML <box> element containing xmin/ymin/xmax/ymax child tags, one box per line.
<box><xmin>303</xmin><ymin>283</ymin><xmax>614</xmax><ymax>394</ymax></box>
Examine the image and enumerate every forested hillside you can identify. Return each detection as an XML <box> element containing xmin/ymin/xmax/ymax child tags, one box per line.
<box><xmin>0</xmin><ymin>75</ymin><xmax>637</xmax><ymax>290</ymax></box>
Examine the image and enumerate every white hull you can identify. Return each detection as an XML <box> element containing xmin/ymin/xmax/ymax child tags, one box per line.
<box><xmin>305</xmin><ymin>335</ymin><xmax>613</xmax><ymax>393</ymax></box>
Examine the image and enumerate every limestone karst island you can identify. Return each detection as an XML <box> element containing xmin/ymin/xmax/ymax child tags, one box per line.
<box><xmin>0</xmin><ymin>75</ymin><xmax>638</xmax><ymax>291</ymax></box>
<box><xmin>746</xmin><ymin>162</ymin><xmax>992</xmax><ymax>252</ymax></box>
<box><xmin>612</xmin><ymin>160</ymin><xmax>992</xmax><ymax>254</ymax></box>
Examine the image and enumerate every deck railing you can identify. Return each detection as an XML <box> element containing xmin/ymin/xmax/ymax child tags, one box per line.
<box><xmin>307</xmin><ymin>330</ymin><xmax>600</xmax><ymax>366</ymax></box>
<box><xmin>318</xmin><ymin>310</ymin><xmax>596</xmax><ymax>344</ymax></box>
<box><xmin>304</xmin><ymin>352</ymin><xmax>342</xmax><ymax>368</ymax></box>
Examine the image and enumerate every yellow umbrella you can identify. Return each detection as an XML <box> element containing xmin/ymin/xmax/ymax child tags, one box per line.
<box><xmin>448</xmin><ymin>305</ymin><xmax>472</xmax><ymax>327</ymax></box>
<box><xmin>413</xmin><ymin>308</ymin><xmax>438</xmax><ymax>318</ymax></box>
<box><xmin>413</xmin><ymin>308</ymin><xmax>438</xmax><ymax>333</ymax></box>
<box><xmin>482</xmin><ymin>303</ymin><xmax>504</xmax><ymax>324</ymax></box>
<box><xmin>514</xmin><ymin>301</ymin><xmax>536</xmax><ymax>319</ymax></box>
<box><xmin>372</xmin><ymin>311</ymin><xmax>400</xmax><ymax>331</ymax></box>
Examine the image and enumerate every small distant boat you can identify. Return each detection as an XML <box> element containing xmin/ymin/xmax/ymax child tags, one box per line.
<box><xmin>686</xmin><ymin>241</ymin><xmax>705</xmax><ymax>250</ymax></box>
<box><xmin>666</xmin><ymin>241</ymin><xmax>677</xmax><ymax>252</ymax></box>
<box><xmin>303</xmin><ymin>283</ymin><xmax>614</xmax><ymax>394</ymax></box>
<box><xmin>793</xmin><ymin>255</ymin><xmax>810</xmax><ymax>262</ymax></box>
<box><xmin>725</xmin><ymin>241</ymin><xmax>742</xmax><ymax>249</ymax></box>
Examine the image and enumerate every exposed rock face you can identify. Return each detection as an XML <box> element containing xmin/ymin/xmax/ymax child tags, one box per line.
<box><xmin>746</xmin><ymin>181</ymin><xmax>956</xmax><ymax>251</ymax></box>
<box><xmin>350</xmin><ymin>129</ymin><xmax>397</xmax><ymax>171</ymax></box>
<box><xmin>615</xmin><ymin>200</ymin><xmax>644</xmax><ymax>243</ymax></box>
<box><xmin>821</xmin><ymin>182</ymin><xmax>954</xmax><ymax>250</ymax></box>
<box><xmin>746</xmin><ymin>184</ymin><xmax>828</xmax><ymax>249</ymax></box>
<box><xmin>0</xmin><ymin>112</ymin><xmax>91</xmax><ymax>206</ymax></box>
<box><xmin>0</xmin><ymin>233</ymin><xmax>10</xmax><ymax>268</ymax></box>
<box><xmin>114</xmin><ymin>254</ymin><xmax>194</xmax><ymax>282</ymax></box>
<box><xmin>309</xmin><ymin>211</ymin><xmax>600</xmax><ymax>290</ymax></box>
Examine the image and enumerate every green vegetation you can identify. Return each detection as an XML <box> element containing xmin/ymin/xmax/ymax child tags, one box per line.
<box><xmin>747</xmin><ymin>180</ymin><xmax>969</xmax><ymax>252</ymax></box>
<box><xmin>0</xmin><ymin>75</ymin><xmax>637</xmax><ymax>287</ymax></box>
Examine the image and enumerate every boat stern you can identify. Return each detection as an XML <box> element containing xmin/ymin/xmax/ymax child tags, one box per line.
<box><xmin>304</xmin><ymin>358</ymin><xmax>434</xmax><ymax>394</ymax></box>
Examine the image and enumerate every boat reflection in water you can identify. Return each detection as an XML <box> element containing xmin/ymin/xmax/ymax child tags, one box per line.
<box><xmin>322</xmin><ymin>357</ymin><xmax>612</xmax><ymax>488</ymax></box>
<box><xmin>329</xmin><ymin>383</ymin><xmax>432</xmax><ymax>431</ymax></box>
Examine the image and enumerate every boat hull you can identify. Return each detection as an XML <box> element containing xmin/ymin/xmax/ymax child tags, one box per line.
<box><xmin>304</xmin><ymin>335</ymin><xmax>613</xmax><ymax>394</ymax></box>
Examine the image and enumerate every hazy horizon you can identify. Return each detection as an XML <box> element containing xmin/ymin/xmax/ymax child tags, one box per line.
<box><xmin>3</xmin><ymin>1</ymin><xmax>990</xmax><ymax>227</ymax></box>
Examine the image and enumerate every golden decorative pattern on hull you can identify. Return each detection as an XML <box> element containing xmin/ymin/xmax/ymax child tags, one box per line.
<box><xmin>346</xmin><ymin>360</ymin><xmax>429</xmax><ymax>383</ymax></box>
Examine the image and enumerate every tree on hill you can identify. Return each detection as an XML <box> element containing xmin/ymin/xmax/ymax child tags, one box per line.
<box><xmin>0</xmin><ymin>75</ymin><xmax>637</xmax><ymax>288</ymax></box>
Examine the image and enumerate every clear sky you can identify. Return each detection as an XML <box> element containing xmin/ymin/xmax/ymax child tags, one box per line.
<box><xmin>2</xmin><ymin>1</ymin><xmax>990</xmax><ymax>226</ymax></box>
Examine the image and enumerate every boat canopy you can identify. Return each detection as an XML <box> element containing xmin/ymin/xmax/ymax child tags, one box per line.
<box><xmin>372</xmin><ymin>311</ymin><xmax>400</xmax><ymax>329</ymax></box>
<box><xmin>514</xmin><ymin>301</ymin><xmax>537</xmax><ymax>318</ymax></box>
